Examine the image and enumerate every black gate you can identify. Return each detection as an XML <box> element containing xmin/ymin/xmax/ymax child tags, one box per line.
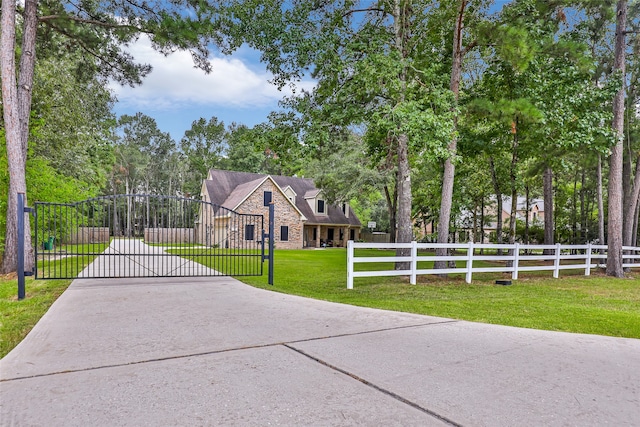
<box><xmin>31</xmin><ymin>194</ymin><xmax>270</xmax><ymax>280</ymax></box>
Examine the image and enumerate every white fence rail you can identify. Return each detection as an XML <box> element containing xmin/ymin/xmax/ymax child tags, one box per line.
<box><xmin>346</xmin><ymin>241</ymin><xmax>640</xmax><ymax>289</ymax></box>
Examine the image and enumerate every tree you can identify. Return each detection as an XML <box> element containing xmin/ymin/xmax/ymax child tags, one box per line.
<box><xmin>181</xmin><ymin>117</ymin><xmax>227</xmax><ymax>197</ymax></box>
<box><xmin>2</xmin><ymin>0</ymin><xmax>35</xmax><ymax>272</ymax></box>
<box><xmin>220</xmin><ymin>0</ymin><xmax>454</xmax><ymax>267</ymax></box>
<box><xmin>0</xmin><ymin>33</ymin><xmax>115</xmax><ymax>262</ymax></box>
<box><xmin>436</xmin><ymin>0</ymin><xmax>479</xmax><ymax>265</ymax></box>
<box><xmin>112</xmin><ymin>113</ymin><xmax>178</xmax><ymax>196</ymax></box>
<box><xmin>225</xmin><ymin>124</ymin><xmax>270</xmax><ymax>174</ymax></box>
<box><xmin>1</xmin><ymin>0</ymin><xmax>220</xmax><ymax>273</ymax></box>
<box><xmin>607</xmin><ymin>0</ymin><xmax>627</xmax><ymax>277</ymax></box>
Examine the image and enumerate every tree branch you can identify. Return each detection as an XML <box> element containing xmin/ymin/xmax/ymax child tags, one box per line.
<box><xmin>462</xmin><ymin>40</ymin><xmax>478</xmax><ymax>56</ymax></box>
<box><xmin>342</xmin><ymin>7</ymin><xmax>387</xmax><ymax>18</ymax></box>
<box><xmin>42</xmin><ymin>20</ymin><xmax>142</xmax><ymax>81</ymax></box>
<box><xmin>39</xmin><ymin>14</ymin><xmax>151</xmax><ymax>34</ymax></box>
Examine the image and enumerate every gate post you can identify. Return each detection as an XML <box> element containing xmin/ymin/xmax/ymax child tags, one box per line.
<box><xmin>17</xmin><ymin>193</ymin><xmax>26</xmax><ymax>300</ymax></box>
<box><xmin>268</xmin><ymin>202</ymin><xmax>274</xmax><ymax>285</ymax></box>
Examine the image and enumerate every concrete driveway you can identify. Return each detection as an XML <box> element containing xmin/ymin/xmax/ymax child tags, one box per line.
<box><xmin>1</xmin><ymin>276</ymin><xmax>639</xmax><ymax>426</ymax></box>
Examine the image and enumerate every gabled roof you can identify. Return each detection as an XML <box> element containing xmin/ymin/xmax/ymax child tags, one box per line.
<box><xmin>282</xmin><ymin>185</ymin><xmax>297</xmax><ymax>196</ymax></box>
<box><xmin>221</xmin><ymin>177</ymin><xmax>265</xmax><ymax>210</ymax></box>
<box><xmin>304</xmin><ymin>189</ymin><xmax>321</xmax><ymax>199</ymax></box>
<box><xmin>205</xmin><ymin>169</ymin><xmax>361</xmax><ymax>227</ymax></box>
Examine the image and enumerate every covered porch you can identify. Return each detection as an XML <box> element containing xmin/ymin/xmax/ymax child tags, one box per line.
<box><xmin>303</xmin><ymin>224</ymin><xmax>359</xmax><ymax>248</ymax></box>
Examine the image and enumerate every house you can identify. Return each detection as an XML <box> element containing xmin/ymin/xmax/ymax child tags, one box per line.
<box><xmin>198</xmin><ymin>169</ymin><xmax>361</xmax><ymax>249</ymax></box>
<box><xmin>476</xmin><ymin>196</ymin><xmax>545</xmax><ymax>242</ymax></box>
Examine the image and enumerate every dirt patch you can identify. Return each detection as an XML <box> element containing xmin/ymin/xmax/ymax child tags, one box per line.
<box><xmin>2</xmin><ymin>271</ymin><xmax>18</xmax><ymax>280</ymax></box>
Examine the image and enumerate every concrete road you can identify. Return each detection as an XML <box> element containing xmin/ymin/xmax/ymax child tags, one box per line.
<box><xmin>1</xmin><ymin>276</ymin><xmax>639</xmax><ymax>426</ymax></box>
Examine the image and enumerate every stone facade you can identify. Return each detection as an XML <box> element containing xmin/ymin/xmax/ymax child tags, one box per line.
<box><xmin>234</xmin><ymin>179</ymin><xmax>303</xmax><ymax>250</ymax></box>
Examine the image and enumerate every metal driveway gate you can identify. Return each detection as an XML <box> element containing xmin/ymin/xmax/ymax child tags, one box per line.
<box><xmin>27</xmin><ymin>194</ymin><xmax>272</xmax><ymax>282</ymax></box>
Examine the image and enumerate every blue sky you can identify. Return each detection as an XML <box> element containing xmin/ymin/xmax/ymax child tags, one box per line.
<box><xmin>110</xmin><ymin>39</ymin><xmax>314</xmax><ymax>141</ymax></box>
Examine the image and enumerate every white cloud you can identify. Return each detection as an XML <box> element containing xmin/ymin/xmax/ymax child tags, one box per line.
<box><xmin>109</xmin><ymin>37</ymin><xmax>314</xmax><ymax>111</ymax></box>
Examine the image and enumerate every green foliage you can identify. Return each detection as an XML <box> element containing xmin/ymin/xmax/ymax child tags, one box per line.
<box><xmin>111</xmin><ymin>113</ymin><xmax>180</xmax><ymax>195</ymax></box>
<box><xmin>0</xmin><ymin>130</ymin><xmax>99</xmax><ymax>256</ymax></box>
<box><xmin>225</xmin><ymin>123</ymin><xmax>270</xmax><ymax>174</ymax></box>
<box><xmin>181</xmin><ymin>117</ymin><xmax>228</xmax><ymax>196</ymax></box>
<box><xmin>36</xmin><ymin>0</ymin><xmax>221</xmax><ymax>85</ymax></box>
<box><xmin>30</xmin><ymin>51</ymin><xmax>115</xmax><ymax>191</ymax></box>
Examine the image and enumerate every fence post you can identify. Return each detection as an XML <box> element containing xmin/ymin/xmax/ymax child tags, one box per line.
<box><xmin>465</xmin><ymin>241</ymin><xmax>474</xmax><ymax>284</ymax></box>
<box><xmin>347</xmin><ymin>240</ymin><xmax>354</xmax><ymax>289</ymax></box>
<box><xmin>410</xmin><ymin>241</ymin><xmax>417</xmax><ymax>285</ymax></box>
<box><xmin>553</xmin><ymin>243</ymin><xmax>561</xmax><ymax>279</ymax></box>
<box><xmin>585</xmin><ymin>243</ymin><xmax>592</xmax><ymax>276</ymax></box>
<box><xmin>512</xmin><ymin>243</ymin><xmax>520</xmax><ymax>280</ymax></box>
<box><xmin>268</xmin><ymin>202</ymin><xmax>274</xmax><ymax>286</ymax></box>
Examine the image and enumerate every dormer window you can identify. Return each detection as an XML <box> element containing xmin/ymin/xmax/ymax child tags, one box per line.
<box><xmin>283</xmin><ymin>186</ymin><xmax>296</xmax><ymax>205</ymax></box>
<box><xmin>341</xmin><ymin>203</ymin><xmax>349</xmax><ymax>218</ymax></box>
<box><xmin>317</xmin><ymin>199</ymin><xmax>325</xmax><ymax>214</ymax></box>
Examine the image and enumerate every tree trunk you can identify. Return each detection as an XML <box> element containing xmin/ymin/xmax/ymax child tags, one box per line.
<box><xmin>607</xmin><ymin>0</ymin><xmax>627</xmax><ymax>277</ymax></box>
<box><xmin>508</xmin><ymin>122</ymin><xmax>518</xmax><ymax>245</ymax></box>
<box><xmin>384</xmin><ymin>184</ymin><xmax>397</xmax><ymax>243</ymax></box>
<box><xmin>632</xmin><ymin>195</ymin><xmax>639</xmax><ymax>248</ymax></box>
<box><xmin>597</xmin><ymin>154</ymin><xmax>605</xmax><ymax>246</ymax></box>
<box><xmin>580</xmin><ymin>169</ymin><xmax>586</xmax><ymax>244</ymax></box>
<box><xmin>622</xmin><ymin>145</ymin><xmax>631</xmax><ymax>224</ymax></box>
<box><xmin>480</xmin><ymin>196</ymin><xmax>485</xmax><ymax>251</ymax></box>
<box><xmin>436</xmin><ymin>0</ymin><xmax>466</xmax><ymax>270</ymax></box>
<box><xmin>623</xmin><ymin>156</ymin><xmax>640</xmax><ymax>246</ymax></box>
<box><xmin>392</xmin><ymin>0</ymin><xmax>412</xmax><ymax>270</ymax></box>
<box><xmin>525</xmin><ymin>185</ymin><xmax>530</xmax><ymax>245</ymax></box>
<box><xmin>1</xmin><ymin>0</ymin><xmax>36</xmax><ymax>273</ymax></box>
<box><xmin>396</xmin><ymin>134</ymin><xmax>412</xmax><ymax>248</ymax></box>
<box><xmin>543</xmin><ymin>166</ymin><xmax>554</xmax><ymax>255</ymax></box>
<box><xmin>472</xmin><ymin>200</ymin><xmax>478</xmax><ymax>242</ymax></box>
<box><xmin>18</xmin><ymin>0</ymin><xmax>38</xmax><ymax>158</ymax></box>
<box><xmin>572</xmin><ymin>169</ymin><xmax>578</xmax><ymax>245</ymax></box>
<box><xmin>489</xmin><ymin>157</ymin><xmax>503</xmax><ymax>254</ymax></box>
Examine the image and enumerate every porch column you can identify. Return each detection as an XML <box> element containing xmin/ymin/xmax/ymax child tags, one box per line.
<box><xmin>316</xmin><ymin>225</ymin><xmax>321</xmax><ymax>248</ymax></box>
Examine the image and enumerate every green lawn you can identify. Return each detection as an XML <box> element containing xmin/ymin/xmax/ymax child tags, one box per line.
<box><xmin>0</xmin><ymin>243</ymin><xmax>107</xmax><ymax>358</ymax></box>
<box><xmin>228</xmin><ymin>249</ymin><xmax>640</xmax><ymax>339</ymax></box>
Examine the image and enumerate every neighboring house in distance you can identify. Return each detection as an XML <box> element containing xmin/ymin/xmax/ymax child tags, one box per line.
<box><xmin>198</xmin><ymin>169</ymin><xmax>361</xmax><ymax>249</ymax></box>
<box><xmin>485</xmin><ymin>197</ymin><xmax>545</xmax><ymax>232</ymax></box>
<box><xmin>415</xmin><ymin>196</ymin><xmax>545</xmax><ymax>243</ymax></box>
<box><xmin>473</xmin><ymin>196</ymin><xmax>545</xmax><ymax>243</ymax></box>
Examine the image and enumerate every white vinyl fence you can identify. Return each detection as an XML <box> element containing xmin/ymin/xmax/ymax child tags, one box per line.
<box><xmin>346</xmin><ymin>241</ymin><xmax>640</xmax><ymax>289</ymax></box>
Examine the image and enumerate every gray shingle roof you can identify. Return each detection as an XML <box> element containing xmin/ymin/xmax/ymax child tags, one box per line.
<box><xmin>205</xmin><ymin>169</ymin><xmax>361</xmax><ymax>227</ymax></box>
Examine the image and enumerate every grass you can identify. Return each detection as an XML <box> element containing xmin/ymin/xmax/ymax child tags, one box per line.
<box><xmin>225</xmin><ymin>249</ymin><xmax>640</xmax><ymax>339</ymax></box>
<box><xmin>0</xmin><ymin>244</ymin><xmax>106</xmax><ymax>358</ymax></box>
<box><xmin>0</xmin><ymin>275</ymin><xmax>73</xmax><ymax>358</ymax></box>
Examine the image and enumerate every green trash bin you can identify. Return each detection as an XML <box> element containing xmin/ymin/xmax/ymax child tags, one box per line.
<box><xmin>44</xmin><ymin>236</ymin><xmax>55</xmax><ymax>250</ymax></box>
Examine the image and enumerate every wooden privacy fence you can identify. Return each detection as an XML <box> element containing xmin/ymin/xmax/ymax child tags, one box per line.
<box><xmin>346</xmin><ymin>241</ymin><xmax>640</xmax><ymax>289</ymax></box>
<box><xmin>144</xmin><ymin>228</ymin><xmax>194</xmax><ymax>244</ymax></box>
